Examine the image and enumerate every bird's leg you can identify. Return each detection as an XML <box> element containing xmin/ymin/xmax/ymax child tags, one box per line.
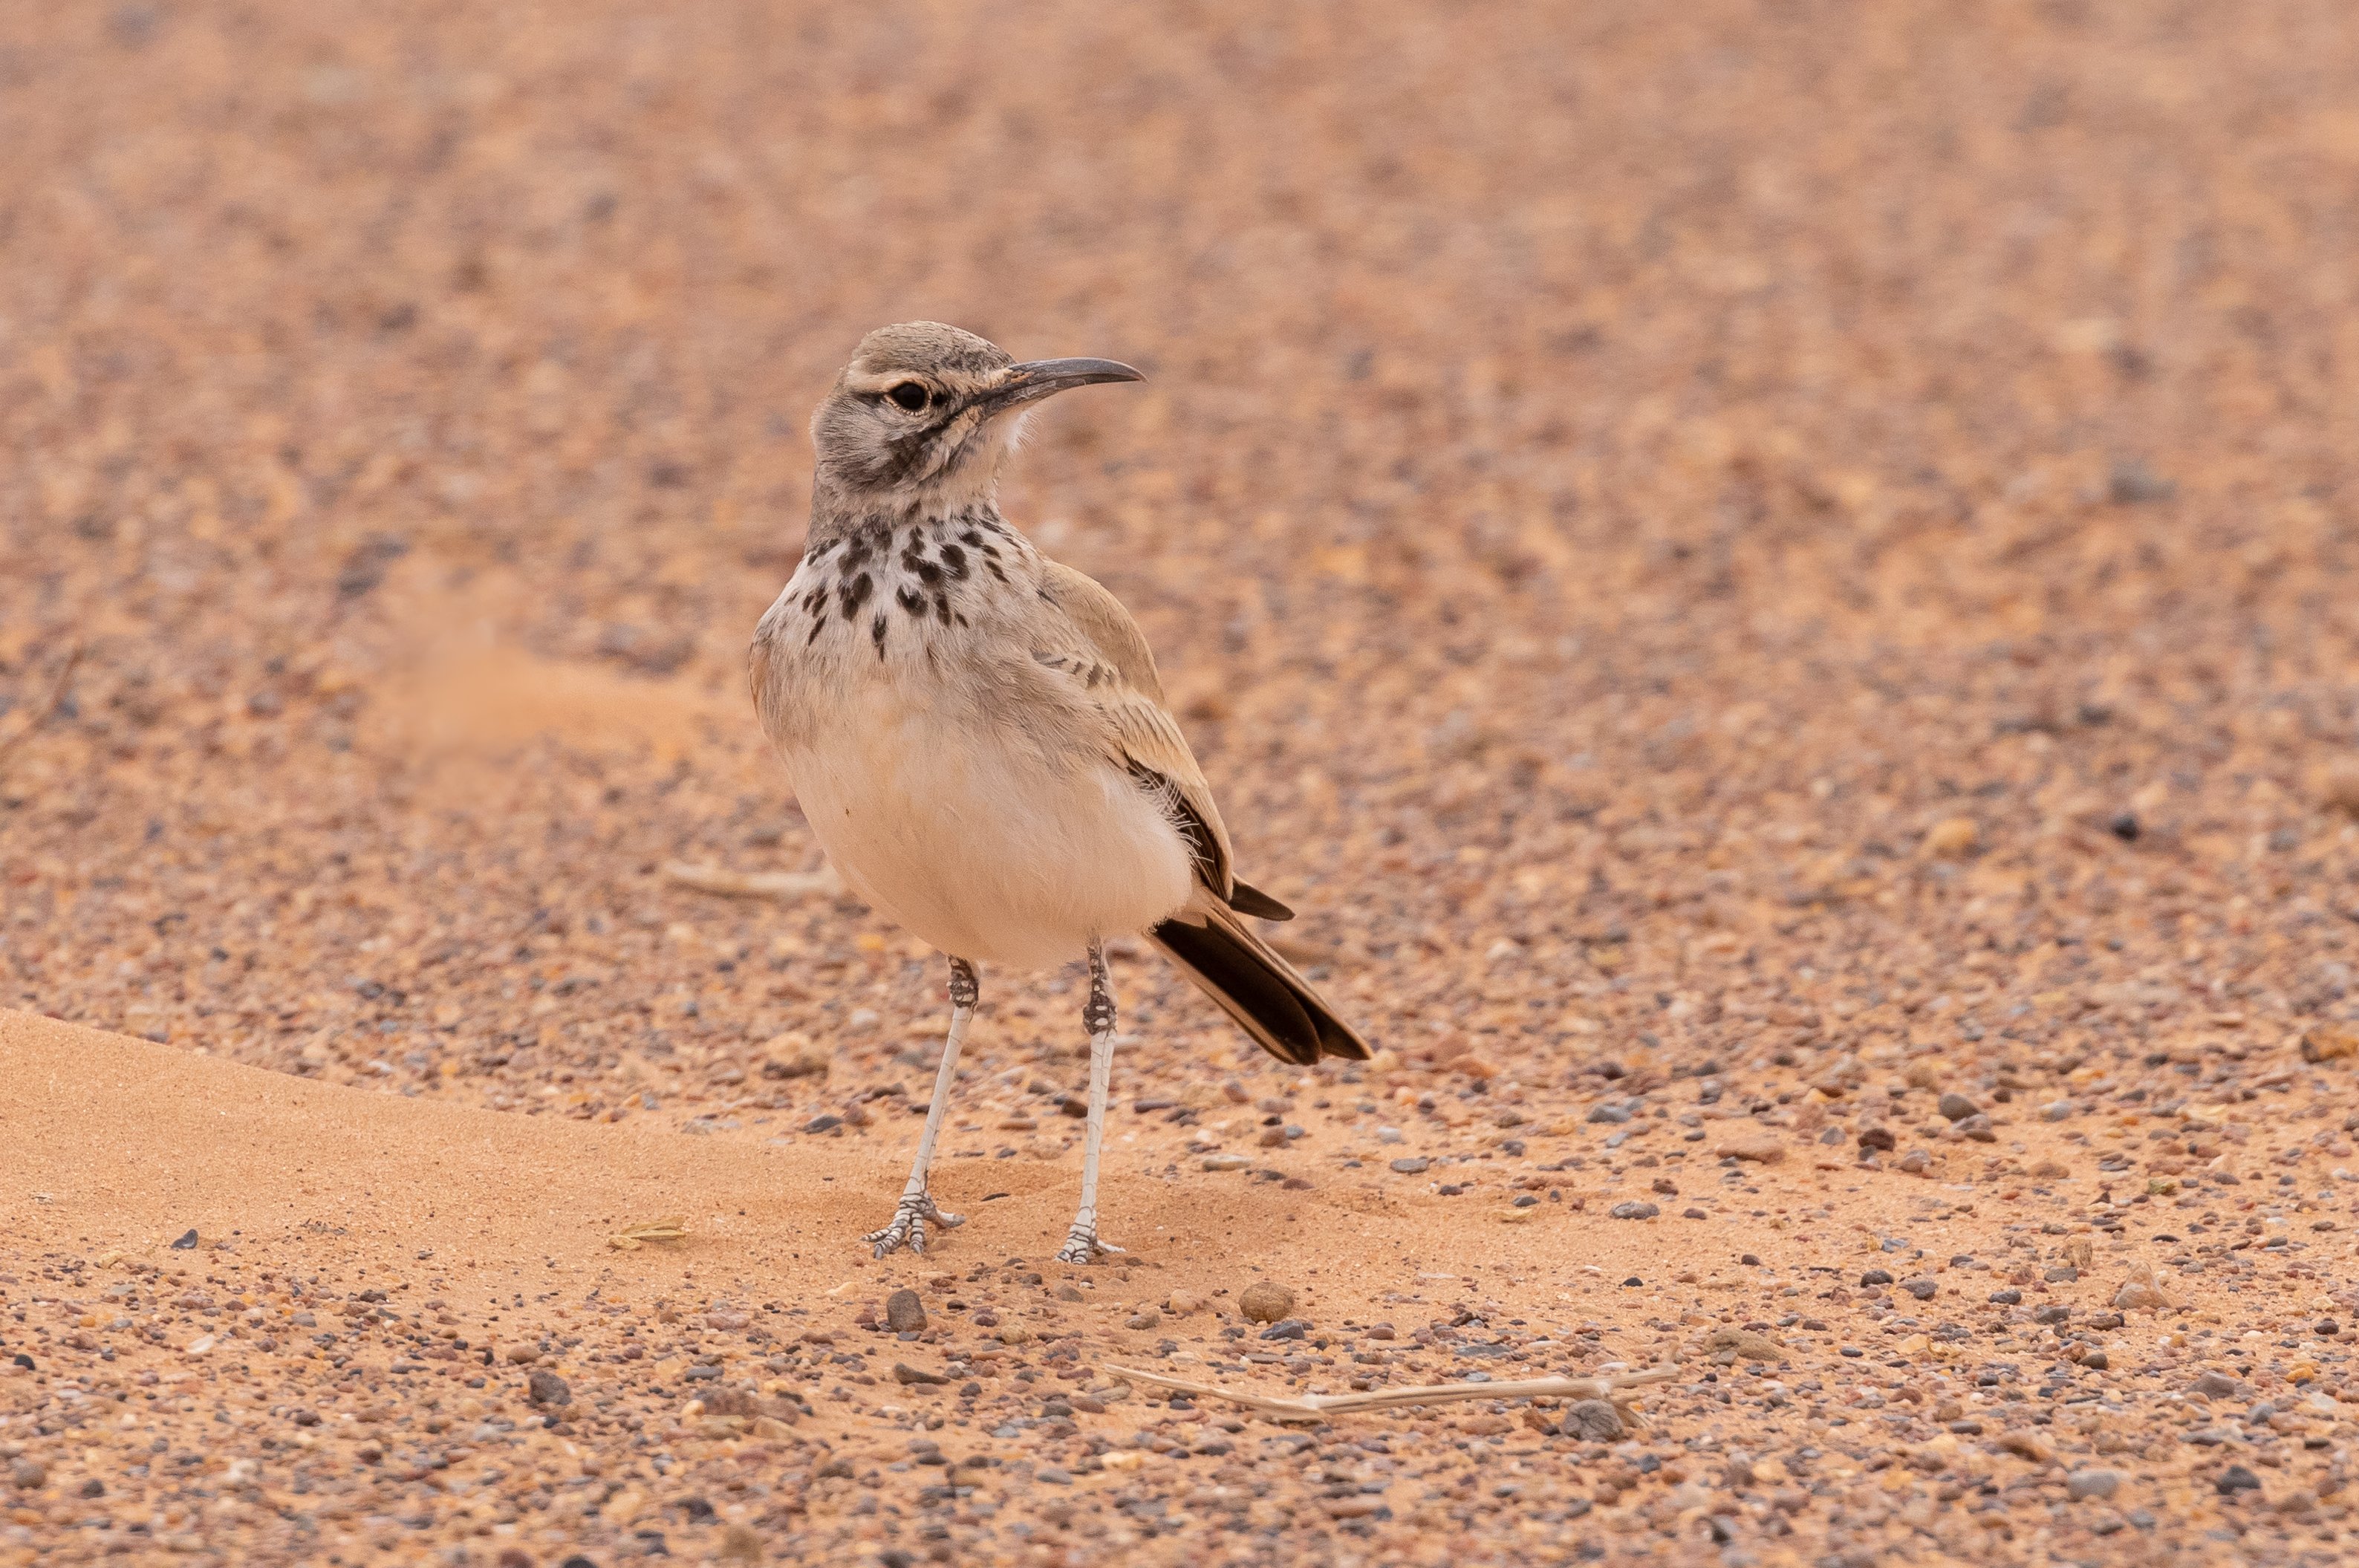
<box><xmin>1056</xmin><ymin>942</ymin><xmax>1125</xmax><ymax>1264</ymax></box>
<box><xmin>865</xmin><ymin>957</ymin><xmax>977</xmax><ymax>1258</ymax></box>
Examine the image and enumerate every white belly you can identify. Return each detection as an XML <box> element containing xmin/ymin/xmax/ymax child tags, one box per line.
<box><xmin>784</xmin><ymin>687</ymin><xmax>1194</xmax><ymax>969</ymax></box>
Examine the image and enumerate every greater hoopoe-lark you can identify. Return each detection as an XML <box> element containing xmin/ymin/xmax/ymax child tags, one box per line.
<box><xmin>751</xmin><ymin>322</ymin><xmax>1370</xmax><ymax>1263</ymax></box>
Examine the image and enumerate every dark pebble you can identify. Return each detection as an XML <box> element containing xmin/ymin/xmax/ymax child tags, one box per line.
<box><xmin>1389</xmin><ymin>1157</ymin><xmax>1431</xmax><ymax>1174</ymax></box>
<box><xmin>804</xmin><ymin>1113</ymin><xmax>843</xmax><ymax>1133</ymax></box>
<box><xmin>1989</xmin><ymin>1289</ymin><xmax>2023</xmax><ymax>1304</ymax></box>
<box><xmin>1859</xmin><ymin>1269</ymin><xmax>1893</xmax><ymax>1287</ymax></box>
<box><xmin>1937</xmin><ymin>1092</ymin><xmax>1980</xmax><ymax>1122</ymax></box>
<box><xmin>1856</xmin><ymin>1127</ymin><xmax>1896</xmax><ymax>1152</ymax></box>
<box><xmin>1259</xmin><ymin>1318</ymin><xmax>1310</xmax><ymax>1341</ymax></box>
<box><xmin>170</xmin><ymin>1229</ymin><xmax>198</xmax><ymax>1249</ymax></box>
<box><xmin>1901</xmin><ymin>1278</ymin><xmax>1937</xmax><ymax>1300</ymax></box>
<box><xmin>527</xmin><ymin>1369</ymin><xmax>571</xmax><ymax>1406</ymax></box>
<box><xmin>1609</xmin><ymin>1201</ymin><xmax>1659</xmax><ymax>1220</ymax></box>
<box><xmin>885</xmin><ymin>1289</ymin><xmax>928</xmax><ymax>1333</ymax></box>
<box><xmin>2216</xmin><ymin>1465</ymin><xmax>2262</xmax><ymax>1495</ymax></box>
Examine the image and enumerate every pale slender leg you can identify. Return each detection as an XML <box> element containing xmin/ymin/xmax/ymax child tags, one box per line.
<box><xmin>865</xmin><ymin>957</ymin><xmax>977</xmax><ymax>1258</ymax></box>
<box><xmin>1057</xmin><ymin>943</ymin><xmax>1125</xmax><ymax>1264</ymax></box>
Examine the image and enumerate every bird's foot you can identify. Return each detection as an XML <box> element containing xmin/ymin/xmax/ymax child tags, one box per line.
<box><xmin>865</xmin><ymin>1191</ymin><xmax>964</xmax><ymax>1258</ymax></box>
<box><xmin>1055</xmin><ymin>1218</ymin><xmax>1125</xmax><ymax>1266</ymax></box>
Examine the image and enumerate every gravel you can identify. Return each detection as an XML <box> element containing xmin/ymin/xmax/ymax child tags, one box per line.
<box><xmin>3</xmin><ymin>4</ymin><xmax>2352</xmax><ymax>1564</ymax></box>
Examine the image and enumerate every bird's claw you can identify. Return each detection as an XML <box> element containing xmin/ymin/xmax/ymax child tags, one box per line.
<box><xmin>865</xmin><ymin>1192</ymin><xmax>964</xmax><ymax>1258</ymax></box>
<box><xmin>1055</xmin><ymin>1222</ymin><xmax>1124</xmax><ymax>1265</ymax></box>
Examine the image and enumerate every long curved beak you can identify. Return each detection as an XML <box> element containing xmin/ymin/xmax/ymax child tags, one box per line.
<box><xmin>974</xmin><ymin>357</ymin><xmax>1145</xmax><ymax>416</ymax></box>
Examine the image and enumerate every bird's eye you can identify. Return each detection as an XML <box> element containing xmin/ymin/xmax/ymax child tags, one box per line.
<box><xmin>888</xmin><ymin>382</ymin><xmax>931</xmax><ymax>412</ymax></box>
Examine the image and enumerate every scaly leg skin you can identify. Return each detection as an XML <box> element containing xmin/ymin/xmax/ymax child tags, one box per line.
<box><xmin>865</xmin><ymin>957</ymin><xmax>977</xmax><ymax>1258</ymax></box>
<box><xmin>1057</xmin><ymin>943</ymin><xmax>1126</xmax><ymax>1264</ymax></box>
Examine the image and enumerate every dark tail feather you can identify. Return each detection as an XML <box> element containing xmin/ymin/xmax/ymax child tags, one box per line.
<box><xmin>1149</xmin><ymin>902</ymin><xmax>1372</xmax><ymax>1065</ymax></box>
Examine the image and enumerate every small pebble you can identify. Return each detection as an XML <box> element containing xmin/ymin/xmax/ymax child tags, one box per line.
<box><xmin>1238</xmin><ymin>1282</ymin><xmax>1297</xmax><ymax>1324</ymax></box>
<box><xmin>1388</xmin><ymin>1157</ymin><xmax>1431</xmax><ymax>1174</ymax></box>
<box><xmin>1561</xmin><ymin>1399</ymin><xmax>1625</xmax><ymax>1441</ymax></box>
<box><xmin>1608</xmin><ymin>1200</ymin><xmax>1659</xmax><ymax>1220</ymax></box>
<box><xmin>527</xmin><ymin>1370</ymin><xmax>571</xmax><ymax>1407</ymax></box>
<box><xmin>2068</xmin><ymin>1468</ymin><xmax>2123</xmax><ymax>1501</ymax></box>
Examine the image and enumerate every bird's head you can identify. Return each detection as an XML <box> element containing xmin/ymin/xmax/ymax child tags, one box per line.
<box><xmin>809</xmin><ymin>322</ymin><xmax>1144</xmax><ymax>512</ymax></box>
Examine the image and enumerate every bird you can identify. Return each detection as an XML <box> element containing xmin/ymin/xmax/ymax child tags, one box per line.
<box><xmin>749</xmin><ymin>322</ymin><xmax>1371</xmax><ymax>1264</ymax></box>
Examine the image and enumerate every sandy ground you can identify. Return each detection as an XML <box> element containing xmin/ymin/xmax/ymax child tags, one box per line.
<box><xmin>7</xmin><ymin>1</ymin><xmax>2359</xmax><ymax>1564</ymax></box>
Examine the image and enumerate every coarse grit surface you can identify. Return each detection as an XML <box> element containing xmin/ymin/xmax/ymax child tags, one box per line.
<box><xmin>4</xmin><ymin>2</ymin><xmax>2359</xmax><ymax>1566</ymax></box>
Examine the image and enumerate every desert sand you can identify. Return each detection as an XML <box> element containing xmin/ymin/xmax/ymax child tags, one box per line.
<box><xmin>6</xmin><ymin>1</ymin><xmax>2359</xmax><ymax>1565</ymax></box>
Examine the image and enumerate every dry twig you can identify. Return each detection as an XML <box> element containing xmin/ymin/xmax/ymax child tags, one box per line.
<box><xmin>1103</xmin><ymin>1363</ymin><xmax>1676</xmax><ymax>1424</ymax></box>
<box><xmin>608</xmin><ymin>1217</ymin><xmax>689</xmax><ymax>1251</ymax></box>
<box><xmin>0</xmin><ymin>645</ymin><xmax>84</xmax><ymax>775</ymax></box>
<box><xmin>662</xmin><ymin>862</ymin><xmax>843</xmax><ymax>900</ymax></box>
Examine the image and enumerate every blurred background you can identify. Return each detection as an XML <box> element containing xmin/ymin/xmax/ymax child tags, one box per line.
<box><xmin>2</xmin><ymin>1</ymin><xmax>2355</xmax><ymax>1113</ymax></box>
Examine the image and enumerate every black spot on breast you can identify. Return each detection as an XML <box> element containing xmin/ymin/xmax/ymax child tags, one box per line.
<box><xmin>839</xmin><ymin>573</ymin><xmax>873</xmax><ymax>619</ymax></box>
<box><xmin>915</xmin><ymin>559</ymin><xmax>944</xmax><ymax>586</ymax></box>
<box><xmin>896</xmin><ymin>585</ymin><xmax>925</xmax><ymax>614</ymax></box>
<box><xmin>931</xmin><ymin>591</ymin><xmax>951</xmax><ymax>621</ymax></box>
<box><xmin>803</xmin><ymin>587</ymin><xmax>827</xmax><ymax>617</ymax></box>
<box><xmin>985</xmin><ymin>559</ymin><xmax>1008</xmax><ymax>584</ymax></box>
<box><xmin>871</xmin><ymin>614</ymin><xmax>888</xmax><ymax>654</ymax></box>
<box><xmin>938</xmin><ymin>543</ymin><xmax>968</xmax><ymax>578</ymax></box>
<box><xmin>960</xmin><ymin>529</ymin><xmax>983</xmax><ymax>547</ymax></box>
